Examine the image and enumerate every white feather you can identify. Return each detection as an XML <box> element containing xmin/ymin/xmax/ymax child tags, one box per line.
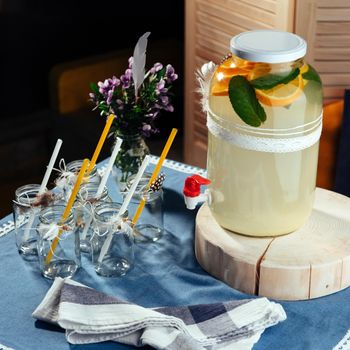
<box><xmin>132</xmin><ymin>32</ymin><xmax>151</xmax><ymax>97</ymax></box>
<box><xmin>196</xmin><ymin>61</ymin><xmax>216</xmax><ymax>112</ymax></box>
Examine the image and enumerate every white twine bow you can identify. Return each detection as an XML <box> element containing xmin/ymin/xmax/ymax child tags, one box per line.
<box><xmin>54</xmin><ymin>159</ymin><xmax>77</xmax><ymax>191</ymax></box>
<box><xmin>75</xmin><ymin>200</ymin><xmax>95</xmax><ymax>231</ymax></box>
<box><xmin>93</xmin><ymin>216</ymin><xmax>130</xmax><ymax>238</ymax></box>
<box><xmin>37</xmin><ymin>222</ymin><xmax>72</xmax><ymax>241</ymax></box>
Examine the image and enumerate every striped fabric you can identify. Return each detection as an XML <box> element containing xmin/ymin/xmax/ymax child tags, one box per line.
<box><xmin>32</xmin><ymin>278</ymin><xmax>286</xmax><ymax>350</ymax></box>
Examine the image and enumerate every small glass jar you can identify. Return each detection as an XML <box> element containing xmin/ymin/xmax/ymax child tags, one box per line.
<box><xmin>126</xmin><ymin>174</ymin><xmax>164</xmax><ymax>243</ymax></box>
<box><xmin>75</xmin><ymin>183</ymin><xmax>110</xmax><ymax>253</ymax></box>
<box><xmin>92</xmin><ymin>202</ymin><xmax>132</xmax><ymax>277</ymax></box>
<box><xmin>61</xmin><ymin>160</ymin><xmax>101</xmax><ymax>201</ymax></box>
<box><xmin>207</xmin><ymin>30</ymin><xmax>323</xmax><ymax>236</ymax></box>
<box><xmin>37</xmin><ymin>205</ymin><xmax>79</xmax><ymax>279</ymax></box>
<box><xmin>13</xmin><ymin>184</ymin><xmax>49</xmax><ymax>260</ymax></box>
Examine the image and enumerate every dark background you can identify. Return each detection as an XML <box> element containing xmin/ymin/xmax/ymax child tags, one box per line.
<box><xmin>0</xmin><ymin>0</ymin><xmax>185</xmax><ymax>215</ymax></box>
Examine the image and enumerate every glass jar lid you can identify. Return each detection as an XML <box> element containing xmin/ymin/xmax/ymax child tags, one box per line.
<box><xmin>230</xmin><ymin>30</ymin><xmax>307</xmax><ymax>63</ymax></box>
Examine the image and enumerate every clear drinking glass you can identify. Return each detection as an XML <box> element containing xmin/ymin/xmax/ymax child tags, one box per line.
<box><xmin>37</xmin><ymin>205</ymin><xmax>80</xmax><ymax>279</ymax></box>
<box><xmin>75</xmin><ymin>183</ymin><xmax>110</xmax><ymax>253</ymax></box>
<box><xmin>92</xmin><ymin>202</ymin><xmax>133</xmax><ymax>277</ymax></box>
<box><xmin>126</xmin><ymin>174</ymin><xmax>164</xmax><ymax>243</ymax></box>
<box><xmin>13</xmin><ymin>184</ymin><xmax>49</xmax><ymax>260</ymax></box>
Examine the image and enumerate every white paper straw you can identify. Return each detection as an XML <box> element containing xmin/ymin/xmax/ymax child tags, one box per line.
<box><xmin>118</xmin><ymin>155</ymin><xmax>150</xmax><ymax>217</ymax></box>
<box><xmin>97</xmin><ymin>155</ymin><xmax>150</xmax><ymax>263</ymax></box>
<box><xmin>96</xmin><ymin>137</ymin><xmax>122</xmax><ymax>197</ymax></box>
<box><xmin>23</xmin><ymin>139</ymin><xmax>63</xmax><ymax>241</ymax></box>
<box><xmin>80</xmin><ymin>138</ymin><xmax>123</xmax><ymax>241</ymax></box>
<box><xmin>39</xmin><ymin>139</ymin><xmax>63</xmax><ymax>194</ymax></box>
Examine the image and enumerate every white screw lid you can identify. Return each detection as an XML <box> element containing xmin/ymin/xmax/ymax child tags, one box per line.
<box><xmin>230</xmin><ymin>30</ymin><xmax>307</xmax><ymax>63</ymax></box>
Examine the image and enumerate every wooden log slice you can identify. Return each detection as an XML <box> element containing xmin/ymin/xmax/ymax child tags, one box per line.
<box><xmin>195</xmin><ymin>188</ymin><xmax>350</xmax><ymax>300</ymax></box>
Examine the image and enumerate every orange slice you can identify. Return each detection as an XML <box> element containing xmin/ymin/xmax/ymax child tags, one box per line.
<box><xmin>247</xmin><ymin>64</ymin><xmax>271</xmax><ymax>81</ymax></box>
<box><xmin>211</xmin><ymin>66</ymin><xmax>250</xmax><ymax>96</ymax></box>
<box><xmin>211</xmin><ymin>78</ymin><xmax>230</xmax><ymax>96</ymax></box>
<box><xmin>255</xmin><ymin>73</ymin><xmax>304</xmax><ymax>107</ymax></box>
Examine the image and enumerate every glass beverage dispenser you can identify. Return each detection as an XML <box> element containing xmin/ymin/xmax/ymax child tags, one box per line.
<box><xmin>206</xmin><ymin>30</ymin><xmax>323</xmax><ymax>236</ymax></box>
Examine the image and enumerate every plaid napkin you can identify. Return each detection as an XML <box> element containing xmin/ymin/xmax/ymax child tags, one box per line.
<box><xmin>32</xmin><ymin>278</ymin><xmax>286</xmax><ymax>350</ymax></box>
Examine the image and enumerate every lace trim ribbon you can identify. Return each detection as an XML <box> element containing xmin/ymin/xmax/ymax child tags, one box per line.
<box><xmin>333</xmin><ymin>329</ymin><xmax>350</xmax><ymax>350</ymax></box>
<box><xmin>207</xmin><ymin>111</ymin><xmax>323</xmax><ymax>153</ymax></box>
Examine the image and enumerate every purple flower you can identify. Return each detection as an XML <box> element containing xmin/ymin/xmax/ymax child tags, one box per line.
<box><xmin>166</xmin><ymin>104</ymin><xmax>174</xmax><ymax>112</ymax></box>
<box><xmin>89</xmin><ymin>92</ymin><xmax>96</xmax><ymax>101</ymax></box>
<box><xmin>110</xmin><ymin>76</ymin><xmax>120</xmax><ymax>87</ymax></box>
<box><xmin>141</xmin><ymin>123</ymin><xmax>153</xmax><ymax>137</ymax></box>
<box><xmin>90</xmin><ymin>56</ymin><xmax>178</xmax><ymax>136</ymax></box>
<box><xmin>156</xmin><ymin>79</ymin><xmax>168</xmax><ymax>95</ymax></box>
<box><xmin>120</xmin><ymin>69</ymin><xmax>133</xmax><ymax>89</ymax></box>
<box><xmin>106</xmin><ymin>89</ymin><xmax>114</xmax><ymax>105</ymax></box>
<box><xmin>165</xmin><ymin>64</ymin><xmax>178</xmax><ymax>82</ymax></box>
<box><xmin>150</xmin><ymin>62</ymin><xmax>163</xmax><ymax>74</ymax></box>
<box><xmin>160</xmin><ymin>95</ymin><xmax>170</xmax><ymax>106</ymax></box>
<box><xmin>97</xmin><ymin>77</ymin><xmax>120</xmax><ymax>98</ymax></box>
<box><xmin>98</xmin><ymin>79</ymin><xmax>110</xmax><ymax>95</ymax></box>
<box><xmin>142</xmin><ymin>124</ymin><xmax>151</xmax><ymax>131</ymax></box>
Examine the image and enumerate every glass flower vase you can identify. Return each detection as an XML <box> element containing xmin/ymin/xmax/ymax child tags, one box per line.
<box><xmin>113</xmin><ymin>133</ymin><xmax>150</xmax><ymax>190</ymax></box>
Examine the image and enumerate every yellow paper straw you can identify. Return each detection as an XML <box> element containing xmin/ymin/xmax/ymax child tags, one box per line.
<box><xmin>45</xmin><ymin>158</ymin><xmax>90</xmax><ymax>265</ymax></box>
<box><xmin>132</xmin><ymin>128</ymin><xmax>178</xmax><ymax>225</ymax></box>
<box><xmin>87</xmin><ymin>114</ymin><xmax>115</xmax><ymax>173</ymax></box>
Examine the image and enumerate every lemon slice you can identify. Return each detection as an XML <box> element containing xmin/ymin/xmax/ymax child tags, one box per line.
<box><xmin>255</xmin><ymin>74</ymin><xmax>304</xmax><ymax>107</ymax></box>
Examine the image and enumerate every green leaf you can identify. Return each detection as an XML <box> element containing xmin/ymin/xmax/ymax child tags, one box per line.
<box><xmin>302</xmin><ymin>64</ymin><xmax>321</xmax><ymax>84</ymax></box>
<box><xmin>90</xmin><ymin>82</ymin><xmax>99</xmax><ymax>94</ymax></box>
<box><xmin>229</xmin><ymin>76</ymin><xmax>266</xmax><ymax>127</ymax></box>
<box><xmin>251</xmin><ymin>68</ymin><xmax>300</xmax><ymax>90</ymax></box>
<box><xmin>256</xmin><ymin>99</ymin><xmax>267</xmax><ymax>122</ymax></box>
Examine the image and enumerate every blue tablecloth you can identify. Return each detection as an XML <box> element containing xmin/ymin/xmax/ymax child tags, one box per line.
<box><xmin>0</xmin><ymin>159</ymin><xmax>348</xmax><ymax>350</ymax></box>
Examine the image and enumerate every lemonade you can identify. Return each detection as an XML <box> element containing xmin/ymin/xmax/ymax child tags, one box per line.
<box><xmin>206</xmin><ymin>31</ymin><xmax>323</xmax><ymax>236</ymax></box>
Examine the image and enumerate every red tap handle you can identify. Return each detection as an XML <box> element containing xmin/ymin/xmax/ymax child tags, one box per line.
<box><xmin>183</xmin><ymin>175</ymin><xmax>211</xmax><ymax>198</ymax></box>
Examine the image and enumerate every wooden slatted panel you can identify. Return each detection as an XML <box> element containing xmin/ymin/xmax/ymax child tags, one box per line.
<box><xmin>296</xmin><ymin>0</ymin><xmax>350</xmax><ymax>102</ymax></box>
<box><xmin>239</xmin><ymin>0</ymin><xmax>277</xmax><ymax>12</ymax></box>
<box><xmin>206</xmin><ymin>0</ymin><xmax>276</xmax><ymax>26</ymax></box>
<box><xmin>317</xmin><ymin>22</ymin><xmax>350</xmax><ymax>35</ymax></box>
<box><xmin>316</xmin><ymin>34</ymin><xmax>350</xmax><ymax>48</ymax></box>
<box><xmin>185</xmin><ymin>0</ymin><xmax>294</xmax><ymax>167</ymax></box>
